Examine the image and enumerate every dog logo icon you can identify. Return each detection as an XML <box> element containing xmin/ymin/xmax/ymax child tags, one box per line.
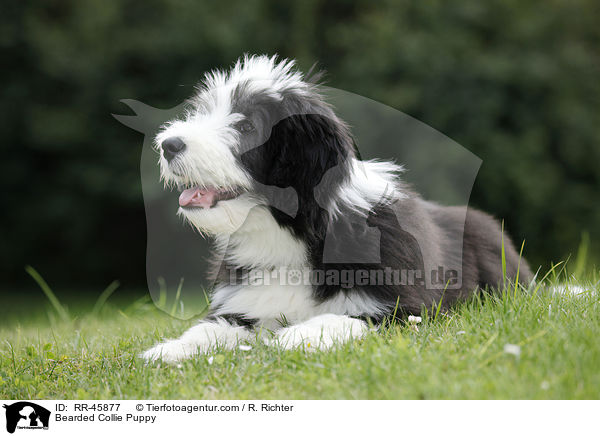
<box><xmin>3</xmin><ymin>402</ymin><xmax>50</xmax><ymax>434</ymax></box>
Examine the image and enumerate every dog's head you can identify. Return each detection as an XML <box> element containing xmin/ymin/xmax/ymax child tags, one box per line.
<box><xmin>155</xmin><ymin>55</ymin><xmax>355</xmax><ymax>236</ymax></box>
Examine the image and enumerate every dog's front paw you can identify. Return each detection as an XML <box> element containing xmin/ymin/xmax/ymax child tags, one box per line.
<box><xmin>275</xmin><ymin>314</ymin><xmax>368</xmax><ymax>350</ymax></box>
<box><xmin>141</xmin><ymin>340</ymin><xmax>199</xmax><ymax>364</ymax></box>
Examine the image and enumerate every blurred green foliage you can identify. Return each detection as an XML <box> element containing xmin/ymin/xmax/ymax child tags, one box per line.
<box><xmin>1</xmin><ymin>0</ymin><xmax>599</xmax><ymax>289</ymax></box>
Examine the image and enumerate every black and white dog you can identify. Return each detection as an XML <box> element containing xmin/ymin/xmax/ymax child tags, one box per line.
<box><xmin>142</xmin><ymin>55</ymin><xmax>532</xmax><ymax>363</ymax></box>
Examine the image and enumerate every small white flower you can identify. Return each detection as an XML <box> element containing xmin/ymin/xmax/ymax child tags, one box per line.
<box><xmin>541</xmin><ymin>381</ymin><xmax>550</xmax><ymax>390</ymax></box>
<box><xmin>238</xmin><ymin>345</ymin><xmax>252</xmax><ymax>351</ymax></box>
<box><xmin>207</xmin><ymin>356</ymin><xmax>214</xmax><ymax>365</ymax></box>
<box><xmin>457</xmin><ymin>330</ymin><xmax>466</xmax><ymax>335</ymax></box>
<box><xmin>407</xmin><ymin>316</ymin><xmax>421</xmax><ymax>332</ymax></box>
<box><xmin>503</xmin><ymin>343</ymin><xmax>521</xmax><ymax>358</ymax></box>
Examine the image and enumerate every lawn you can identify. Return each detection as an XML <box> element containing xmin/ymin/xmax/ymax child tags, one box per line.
<box><xmin>1</xmin><ymin>278</ymin><xmax>599</xmax><ymax>399</ymax></box>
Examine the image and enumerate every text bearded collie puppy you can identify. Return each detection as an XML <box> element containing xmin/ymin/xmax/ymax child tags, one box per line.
<box><xmin>143</xmin><ymin>55</ymin><xmax>532</xmax><ymax>363</ymax></box>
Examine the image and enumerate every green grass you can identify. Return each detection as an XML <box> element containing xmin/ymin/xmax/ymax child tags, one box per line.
<box><xmin>1</xmin><ymin>279</ymin><xmax>599</xmax><ymax>399</ymax></box>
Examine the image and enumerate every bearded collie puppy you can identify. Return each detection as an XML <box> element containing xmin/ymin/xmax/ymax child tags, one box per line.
<box><xmin>142</xmin><ymin>55</ymin><xmax>532</xmax><ymax>363</ymax></box>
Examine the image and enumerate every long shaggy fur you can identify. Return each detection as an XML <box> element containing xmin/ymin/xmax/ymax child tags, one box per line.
<box><xmin>143</xmin><ymin>55</ymin><xmax>532</xmax><ymax>362</ymax></box>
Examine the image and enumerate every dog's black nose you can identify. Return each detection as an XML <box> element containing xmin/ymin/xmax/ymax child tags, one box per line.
<box><xmin>161</xmin><ymin>137</ymin><xmax>186</xmax><ymax>162</ymax></box>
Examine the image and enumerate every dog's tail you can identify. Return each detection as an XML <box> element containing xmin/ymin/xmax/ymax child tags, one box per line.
<box><xmin>547</xmin><ymin>284</ymin><xmax>590</xmax><ymax>296</ymax></box>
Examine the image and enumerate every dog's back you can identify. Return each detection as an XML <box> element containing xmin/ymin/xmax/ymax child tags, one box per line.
<box><xmin>303</xmin><ymin>190</ymin><xmax>533</xmax><ymax>318</ymax></box>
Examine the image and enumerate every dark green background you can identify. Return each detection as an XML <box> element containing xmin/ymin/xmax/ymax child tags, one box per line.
<box><xmin>2</xmin><ymin>0</ymin><xmax>599</xmax><ymax>292</ymax></box>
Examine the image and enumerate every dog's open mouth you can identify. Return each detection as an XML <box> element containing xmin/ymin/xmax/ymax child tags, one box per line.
<box><xmin>178</xmin><ymin>185</ymin><xmax>242</xmax><ymax>209</ymax></box>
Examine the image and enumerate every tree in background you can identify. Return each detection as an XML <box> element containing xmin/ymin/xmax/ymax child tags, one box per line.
<box><xmin>1</xmin><ymin>0</ymin><xmax>598</xmax><ymax>289</ymax></box>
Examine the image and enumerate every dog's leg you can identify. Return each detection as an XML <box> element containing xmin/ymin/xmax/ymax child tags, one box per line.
<box><xmin>142</xmin><ymin>317</ymin><xmax>252</xmax><ymax>363</ymax></box>
<box><xmin>274</xmin><ymin>314</ymin><xmax>368</xmax><ymax>350</ymax></box>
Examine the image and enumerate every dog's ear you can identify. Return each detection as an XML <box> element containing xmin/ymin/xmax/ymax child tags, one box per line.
<box><xmin>242</xmin><ymin>113</ymin><xmax>354</xmax><ymax>198</ymax></box>
<box><xmin>241</xmin><ymin>113</ymin><xmax>354</xmax><ymax>235</ymax></box>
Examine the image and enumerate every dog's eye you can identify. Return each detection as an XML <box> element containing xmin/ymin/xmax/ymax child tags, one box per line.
<box><xmin>236</xmin><ymin>120</ymin><xmax>255</xmax><ymax>133</ymax></box>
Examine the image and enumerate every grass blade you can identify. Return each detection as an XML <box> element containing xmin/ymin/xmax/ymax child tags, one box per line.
<box><xmin>92</xmin><ymin>280</ymin><xmax>120</xmax><ymax>316</ymax></box>
<box><xmin>573</xmin><ymin>231</ymin><xmax>590</xmax><ymax>279</ymax></box>
<box><xmin>514</xmin><ymin>240</ymin><xmax>525</xmax><ymax>298</ymax></box>
<box><xmin>170</xmin><ymin>278</ymin><xmax>184</xmax><ymax>317</ymax></box>
<box><xmin>501</xmin><ymin>220</ymin><xmax>507</xmax><ymax>289</ymax></box>
<box><xmin>25</xmin><ymin>265</ymin><xmax>70</xmax><ymax>323</ymax></box>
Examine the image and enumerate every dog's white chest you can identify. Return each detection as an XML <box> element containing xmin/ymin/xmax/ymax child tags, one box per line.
<box><xmin>211</xmin><ymin>281</ymin><xmax>317</xmax><ymax>327</ymax></box>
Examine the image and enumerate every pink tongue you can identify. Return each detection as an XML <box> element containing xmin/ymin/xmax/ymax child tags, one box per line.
<box><xmin>178</xmin><ymin>187</ymin><xmax>217</xmax><ymax>208</ymax></box>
